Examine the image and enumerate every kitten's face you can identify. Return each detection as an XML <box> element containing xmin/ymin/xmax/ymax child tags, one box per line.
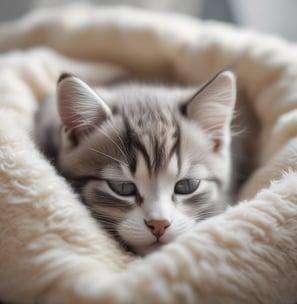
<box><xmin>57</xmin><ymin>72</ymin><xmax>236</xmax><ymax>255</ymax></box>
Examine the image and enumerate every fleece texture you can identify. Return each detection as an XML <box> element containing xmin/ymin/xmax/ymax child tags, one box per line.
<box><xmin>1</xmin><ymin>4</ymin><xmax>297</xmax><ymax>304</ymax></box>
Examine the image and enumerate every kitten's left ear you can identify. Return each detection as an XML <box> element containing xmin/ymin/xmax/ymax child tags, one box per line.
<box><xmin>57</xmin><ymin>74</ymin><xmax>111</xmax><ymax>142</ymax></box>
<box><xmin>183</xmin><ymin>71</ymin><xmax>236</xmax><ymax>151</ymax></box>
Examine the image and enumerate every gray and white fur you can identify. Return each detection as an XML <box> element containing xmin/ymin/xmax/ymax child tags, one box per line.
<box><xmin>35</xmin><ymin>71</ymin><xmax>237</xmax><ymax>255</ymax></box>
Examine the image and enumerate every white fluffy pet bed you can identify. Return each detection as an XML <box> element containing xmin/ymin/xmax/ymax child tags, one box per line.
<box><xmin>1</xmin><ymin>4</ymin><xmax>297</xmax><ymax>304</ymax></box>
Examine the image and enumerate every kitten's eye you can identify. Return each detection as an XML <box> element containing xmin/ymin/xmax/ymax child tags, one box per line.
<box><xmin>108</xmin><ymin>181</ymin><xmax>137</xmax><ymax>196</ymax></box>
<box><xmin>174</xmin><ymin>179</ymin><xmax>200</xmax><ymax>195</ymax></box>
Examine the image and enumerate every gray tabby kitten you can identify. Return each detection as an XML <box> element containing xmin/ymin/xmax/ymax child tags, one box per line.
<box><xmin>35</xmin><ymin>71</ymin><xmax>236</xmax><ymax>255</ymax></box>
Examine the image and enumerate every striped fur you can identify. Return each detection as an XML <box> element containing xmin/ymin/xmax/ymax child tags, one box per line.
<box><xmin>42</xmin><ymin>72</ymin><xmax>236</xmax><ymax>255</ymax></box>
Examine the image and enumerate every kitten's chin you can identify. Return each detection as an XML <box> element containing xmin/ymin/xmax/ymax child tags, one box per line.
<box><xmin>132</xmin><ymin>242</ymin><xmax>164</xmax><ymax>256</ymax></box>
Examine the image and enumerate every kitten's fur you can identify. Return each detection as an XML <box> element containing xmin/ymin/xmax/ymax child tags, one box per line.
<box><xmin>35</xmin><ymin>71</ymin><xmax>236</xmax><ymax>255</ymax></box>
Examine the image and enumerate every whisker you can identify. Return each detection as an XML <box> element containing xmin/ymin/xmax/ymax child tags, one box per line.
<box><xmin>88</xmin><ymin>147</ymin><xmax>127</xmax><ymax>166</ymax></box>
<box><xmin>94</xmin><ymin>125</ymin><xmax>127</xmax><ymax>159</ymax></box>
<box><xmin>89</xmin><ymin>206</ymin><xmax>124</xmax><ymax>219</ymax></box>
<box><xmin>194</xmin><ymin>205</ymin><xmax>221</xmax><ymax>221</ymax></box>
<box><xmin>106</xmin><ymin>121</ymin><xmax>129</xmax><ymax>156</ymax></box>
<box><xmin>92</xmin><ymin>213</ymin><xmax>122</xmax><ymax>223</ymax></box>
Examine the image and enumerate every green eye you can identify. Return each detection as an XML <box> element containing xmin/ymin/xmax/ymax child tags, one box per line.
<box><xmin>108</xmin><ymin>181</ymin><xmax>137</xmax><ymax>196</ymax></box>
<box><xmin>174</xmin><ymin>179</ymin><xmax>200</xmax><ymax>195</ymax></box>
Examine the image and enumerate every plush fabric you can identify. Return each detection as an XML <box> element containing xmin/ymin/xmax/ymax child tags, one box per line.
<box><xmin>1</xmin><ymin>4</ymin><xmax>297</xmax><ymax>304</ymax></box>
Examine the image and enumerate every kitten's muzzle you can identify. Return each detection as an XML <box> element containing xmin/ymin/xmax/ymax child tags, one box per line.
<box><xmin>144</xmin><ymin>219</ymin><xmax>171</xmax><ymax>238</ymax></box>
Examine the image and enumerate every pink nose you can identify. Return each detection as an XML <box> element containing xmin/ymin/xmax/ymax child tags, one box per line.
<box><xmin>144</xmin><ymin>219</ymin><xmax>171</xmax><ymax>238</ymax></box>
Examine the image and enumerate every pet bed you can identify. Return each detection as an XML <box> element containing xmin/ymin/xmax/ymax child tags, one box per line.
<box><xmin>0</xmin><ymin>4</ymin><xmax>297</xmax><ymax>304</ymax></box>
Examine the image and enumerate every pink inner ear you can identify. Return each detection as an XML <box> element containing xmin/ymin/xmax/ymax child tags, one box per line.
<box><xmin>186</xmin><ymin>71</ymin><xmax>236</xmax><ymax>149</ymax></box>
<box><xmin>58</xmin><ymin>98</ymin><xmax>88</xmax><ymax>143</ymax></box>
<box><xmin>57</xmin><ymin>75</ymin><xmax>111</xmax><ymax>142</ymax></box>
<box><xmin>58</xmin><ymin>87</ymin><xmax>81</xmax><ymax>130</ymax></box>
<box><xmin>57</xmin><ymin>81</ymin><xmax>88</xmax><ymax>142</ymax></box>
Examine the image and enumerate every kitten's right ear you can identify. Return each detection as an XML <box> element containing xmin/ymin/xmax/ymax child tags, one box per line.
<box><xmin>57</xmin><ymin>74</ymin><xmax>111</xmax><ymax>141</ymax></box>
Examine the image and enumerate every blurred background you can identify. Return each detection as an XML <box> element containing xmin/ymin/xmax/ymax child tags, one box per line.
<box><xmin>0</xmin><ymin>0</ymin><xmax>297</xmax><ymax>41</ymax></box>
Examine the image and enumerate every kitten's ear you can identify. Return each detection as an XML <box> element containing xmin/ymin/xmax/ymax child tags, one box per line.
<box><xmin>57</xmin><ymin>74</ymin><xmax>111</xmax><ymax>141</ymax></box>
<box><xmin>184</xmin><ymin>71</ymin><xmax>236</xmax><ymax>151</ymax></box>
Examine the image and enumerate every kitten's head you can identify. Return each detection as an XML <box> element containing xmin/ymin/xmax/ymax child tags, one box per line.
<box><xmin>57</xmin><ymin>71</ymin><xmax>236</xmax><ymax>255</ymax></box>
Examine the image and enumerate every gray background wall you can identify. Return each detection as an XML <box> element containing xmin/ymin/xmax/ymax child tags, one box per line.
<box><xmin>0</xmin><ymin>0</ymin><xmax>296</xmax><ymax>41</ymax></box>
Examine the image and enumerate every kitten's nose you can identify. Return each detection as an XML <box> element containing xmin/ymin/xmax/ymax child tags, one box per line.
<box><xmin>144</xmin><ymin>219</ymin><xmax>171</xmax><ymax>238</ymax></box>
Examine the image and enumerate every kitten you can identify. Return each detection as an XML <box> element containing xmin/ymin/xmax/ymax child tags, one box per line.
<box><xmin>35</xmin><ymin>71</ymin><xmax>236</xmax><ymax>255</ymax></box>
